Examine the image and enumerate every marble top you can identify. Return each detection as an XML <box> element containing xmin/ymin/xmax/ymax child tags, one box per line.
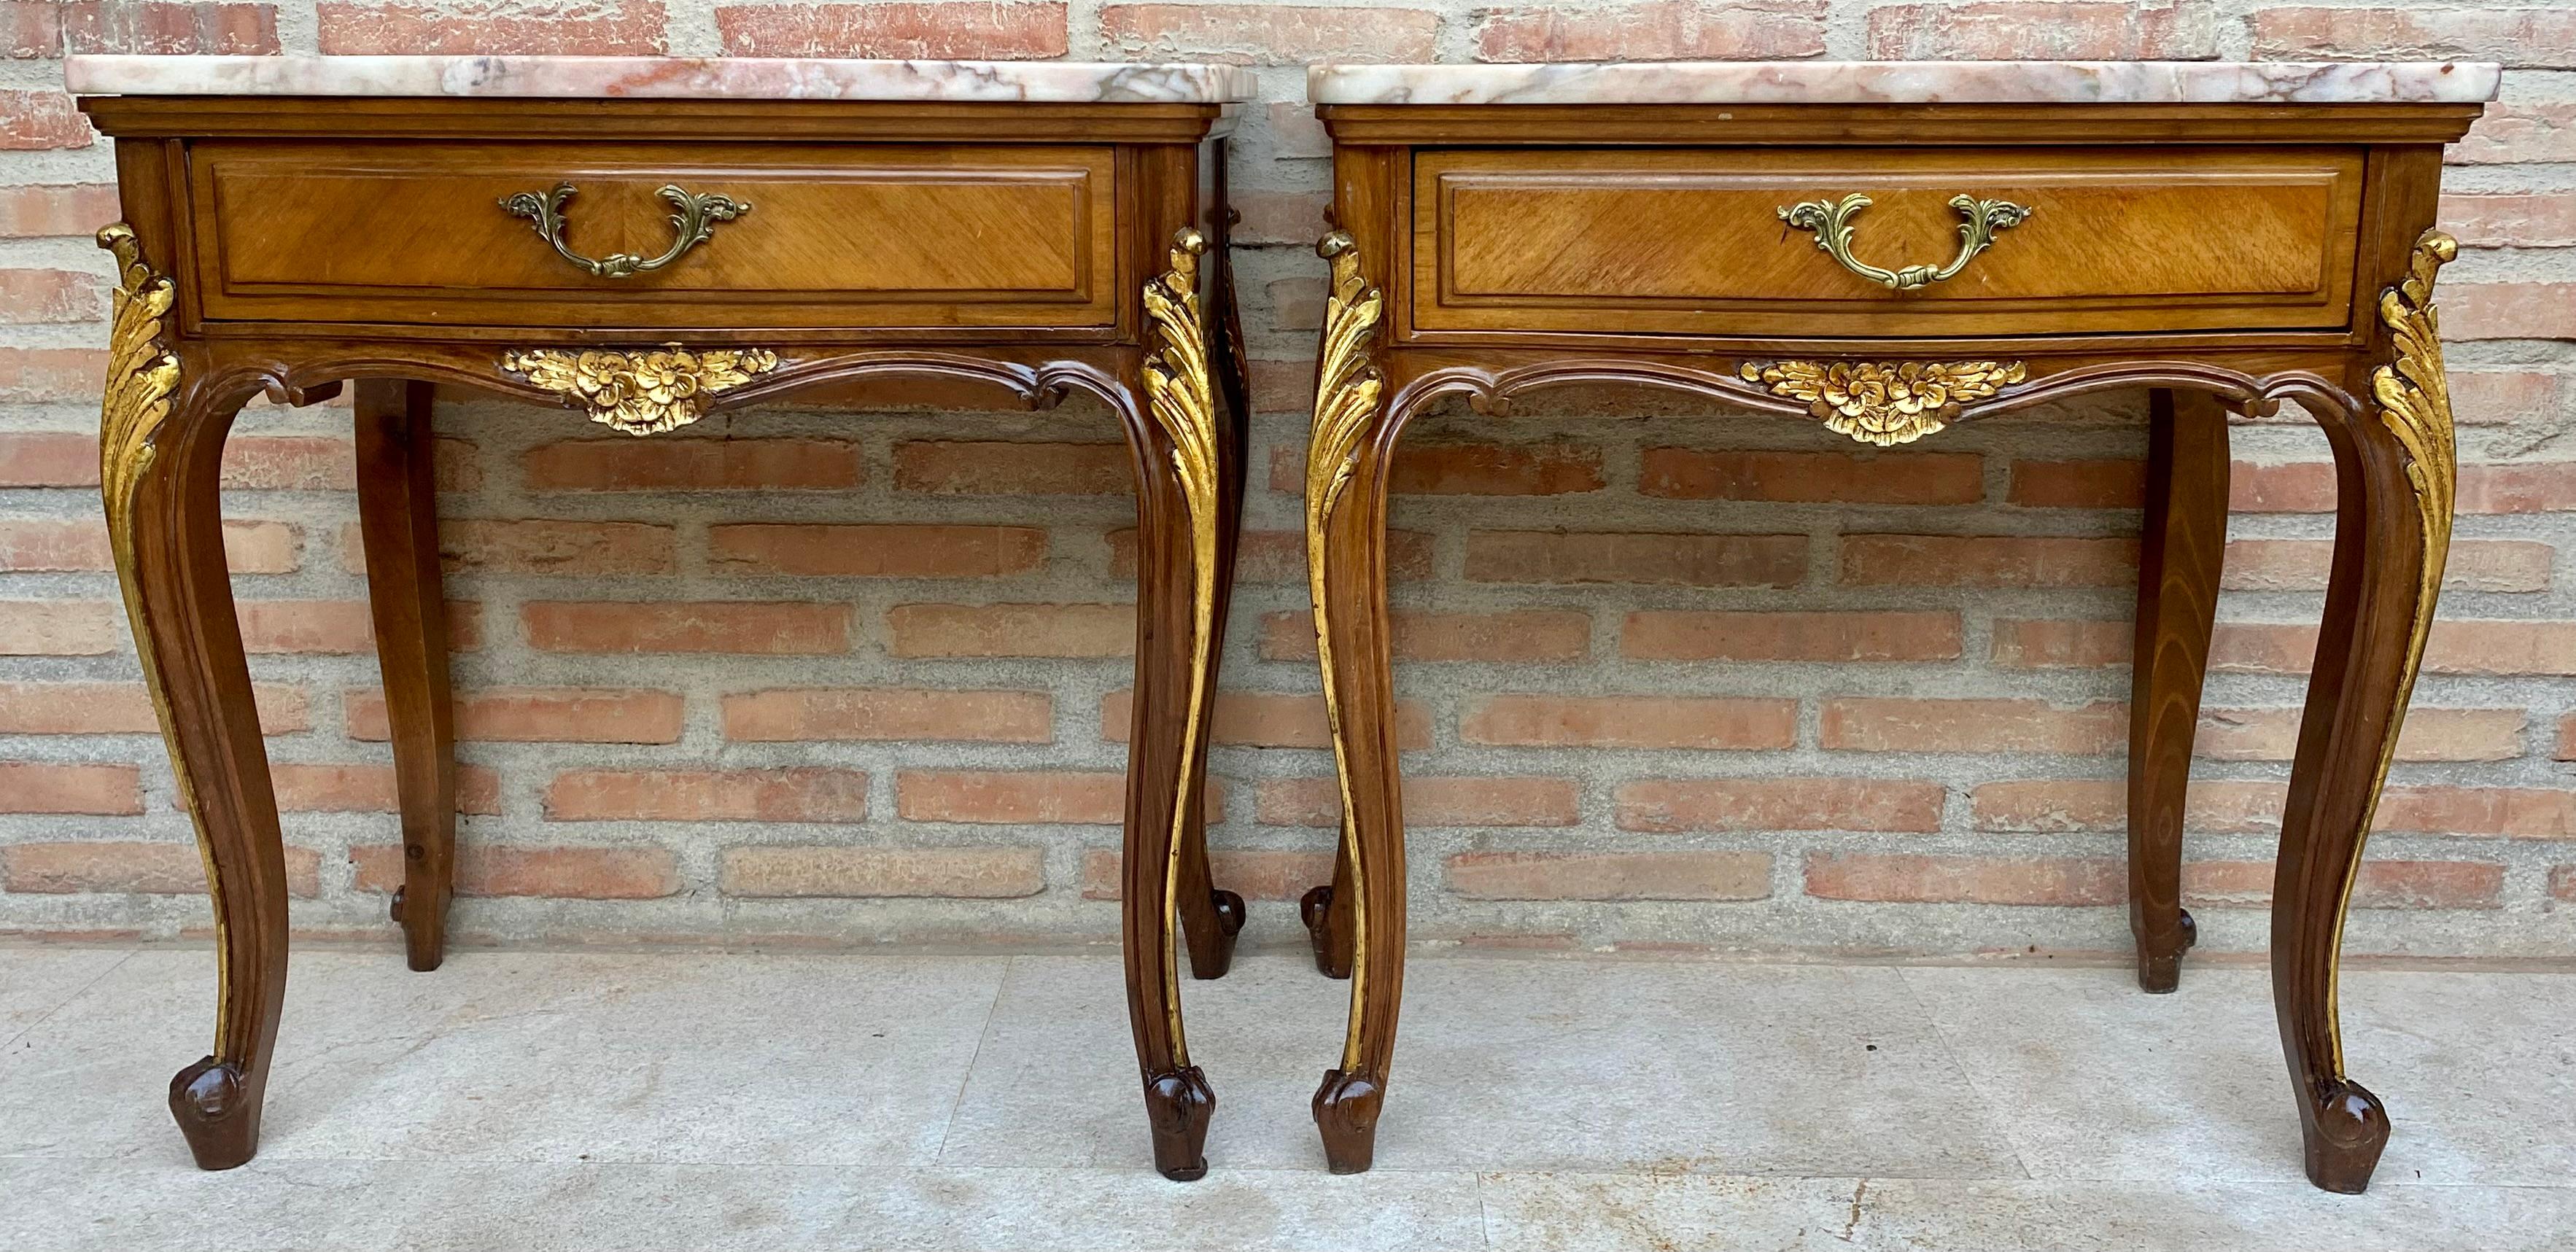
<box><xmin>1308</xmin><ymin>61</ymin><xmax>2502</xmax><ymax>106</ymax></box>
<box><xmin>65</xmin><ymin>55</ymin><xmax>1254</xmax><ymax>103</ymax></box>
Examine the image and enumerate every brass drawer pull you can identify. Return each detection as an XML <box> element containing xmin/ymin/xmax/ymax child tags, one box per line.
<box><xmin>499</xmin><ymin>182</ymin><xmax>750</xmax><ymax>279</ymax></box>
<box><xmin>1780</xmin><ymin>193</ymin><xmax>2031</xmax><ymax>291</ymax></box>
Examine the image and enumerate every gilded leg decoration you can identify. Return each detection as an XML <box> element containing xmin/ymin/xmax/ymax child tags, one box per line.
<box><xmin>1305</xmin><ymin>230</ymin><xmax>1397</xmax><ymax>1170</ymax></box>
<box><xmin>1133</xmin><ymin>227</ymin><xmax>1223</xmax><ymax>1180</ymax></box>
<box><xmin>2274</xmin><ymin>228</ymin><xmax>2458</xmax><ymax>1194</ymax></box>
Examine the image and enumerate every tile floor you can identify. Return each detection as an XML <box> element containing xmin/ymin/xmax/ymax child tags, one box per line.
<box><xmin>1</xmin><ymin>943</ymin><xmax>2570</xmax><ymax>1251</ymax></box>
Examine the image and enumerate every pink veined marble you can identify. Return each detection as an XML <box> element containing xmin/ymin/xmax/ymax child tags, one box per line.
<box><xmin>65</xmin><ymin>55</ymin><xmax>1255</xmax><ymax>104</ymax></box>
<box><xmin>1306</xmin><ymin>60</ymin><xmax>2502</xmax><ymax>106</ymax></box>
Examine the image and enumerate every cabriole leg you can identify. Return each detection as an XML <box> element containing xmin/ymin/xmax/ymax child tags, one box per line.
<box><xmin>1120</xmin><ymin>230</ymin><xmax>1225</xmax><ymax>1180</ymax></box>
<box><xmin>2129</xmin><ymin>388</ymin><xmax>2230</xmax><ymax>992</ymax></box>
<box><xmin>2273</xmin><ymin>231</ymin><xmax>2459</xmax><ymax>1193</ymax></box>
<box><xmin>98</xmin><ymin>225</ymin><xmax>290</xmax><ymax>1170</ymax></box>
<box><xmin>354</xmin><ymin>380</ymin><xmax>458</xmax><ymax>972</ymax></box>
<box><xmin>1303</xmin><ymin>232</ymin><xmax>1405</xmax><ymax>1173</ymax></box>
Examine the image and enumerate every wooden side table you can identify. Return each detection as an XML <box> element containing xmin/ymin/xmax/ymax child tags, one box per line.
<box><xmin>71</xmin><ymin>53</ymin><xmax>1254</xmax><ymax>1181</ymax></box>
<box><xmin>1292</xmin><ymin>58</ymin><xmax>2499</xmax><ymax>1191</ymax></box>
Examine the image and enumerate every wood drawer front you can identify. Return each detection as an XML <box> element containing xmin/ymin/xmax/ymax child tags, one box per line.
<box><xmin>187</xmin><ymin>141</ymin><xmax>1118</xmax><ymax>330</ymax></box>
<box><xmin>1411</xmin><ymin>147</ymin><xmax>2366</xmax><ymax>338</ymax></box>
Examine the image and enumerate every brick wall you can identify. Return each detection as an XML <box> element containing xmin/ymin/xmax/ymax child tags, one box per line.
<box><xmin>1</xmin><ymin>1</ymin><xmax>2572</xmax><ymax>964</ymax></box>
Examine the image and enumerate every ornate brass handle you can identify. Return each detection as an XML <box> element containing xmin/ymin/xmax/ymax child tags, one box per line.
<box><xmin>499</xmin><ymin>183</ymin><xmax>749</xmax><ymax>279</ymax></box>
<box><xmin>1779</xmin><ymin>193</ymin><xmax>2032</xmax><ymax>291</ymax></box>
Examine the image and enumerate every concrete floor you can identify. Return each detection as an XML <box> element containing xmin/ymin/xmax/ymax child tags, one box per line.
<box><xmin>1</xmin><ymin>945</ymin><xmax>2571</xmax><ymax>1251</ymax></box>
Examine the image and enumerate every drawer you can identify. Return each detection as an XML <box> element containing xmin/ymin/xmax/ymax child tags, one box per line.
<box><xmin>1411</xmin><ymin>147</ymin><xmax>2366</xmax><ymax>338</ymax></box>
<box><xmin>186</xmin><ymin>141</ymin><xmax>1120</xmax><ymax>330</ymax></box>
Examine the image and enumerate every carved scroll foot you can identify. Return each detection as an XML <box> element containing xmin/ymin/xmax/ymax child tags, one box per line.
<box><xmin>1185</xmin><ymin>889</ymin><xmax>1246</xmax><ymax>981</ymax></box>
<box><xmin>2300</xmin><ymin>1078</ymin><xmax>2391</xmax><ymax>1194</ymax></box>
<box><xmin>2137</xmin><ymin>908</ymin><xmax>2197</xmax><ymax>995</ymax></box>
<box><xmin>1300</xmin><ymin>886</ymin><xmax>1351</xmax><ymax>979</ymax></box>
<box><xmin>1312</xmin><ymin>1068</ymin><xmax>1386</xmax><ymax>1174</ymax></box>
<box><xmin>1142</xmin><ymin>1065</ymin><xmax>1217</xmax><ymax>1182</ymax></box>
<box><xmin>168</xmin><ymin>1057</ymin><xmax>263</xmax><ymax>1170</ymax></box>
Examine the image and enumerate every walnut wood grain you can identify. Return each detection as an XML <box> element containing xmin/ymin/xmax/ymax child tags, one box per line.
<box><xmin>1303</xmin><ymin>101</ymin><xmax>2475</xmax><ymax>1192</ymax></box>
<box><xmin>354</xmin><ymin>379</ymin><xmax>457</xmax><ymax>973</ymax></box>
<box><xmin>2128</xmin><ymin>387</ymin><xmax>2230</xmax><ymax>994</ymax></box>
<box><xmin>82</xmin><ymin>95</ymin><xmax>1246</xmax><ymax>1181</ymax></box>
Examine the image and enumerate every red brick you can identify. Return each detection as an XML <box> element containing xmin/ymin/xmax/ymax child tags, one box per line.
<box><xmin>2227</xmin><ymin>459</ymin><xmax>2335</xmax><ymax>512</ymax></box>
<box><xmin>0</xmin><ymin>268</ymin><xmax>100</xmax><ymax>323</ymax></box>
<box><xmin>318</xmin><ymin>0</ymin><xmax>667</xmax><ymax>54</ymax></box>
<box><xmin>1869</xmin><ymin>1</ymin><xmax>2215</xmax><ymax>58</ymax></box>
<box><xmin>545</xmin><ymin>768</ymin><xmax>871</xmax><ymax>823</ymax></box>
<box><xmin>0</xmin><ymin>600</ymin><xmax>118</xmax><ymax>655</ymax></box>
<box><xmin>268</xmin><ymin>763</ymin><xmax>501</xmax><ymax>815</ymax></box>
<box><xmin>1229</xmin><ymin>190</ymin><xmax>1330</xmax><ymax>246</ymax></box>
<box><xmin>896</xmin><ymin>769</ymin><xmax>1222</xmax><ymax>825</ymax></box>
<box><xmin>2373</xmin><ymin>788</ymin><xmax>2576</xmax><ymax>839</ymax></box>
<box><xmin>896</xmin><ymin>440</ymin><xmax>1130</xmax><ymax>495</ymax></box>
<box><xmin>0</xmin><ymin>430</ymin><xmax>97</xmax><ymax>484</ymax></box>
<box><xmin>1804</xmin><ymin>852</ymin><xmax>2122</xmax><ymax>906</ymax></box>
<box><xmin>236</xmin><ymin>599</ymin><xmax>374</xmax><ymax>654</ymax></box>
<box><xmin>2459</xmin><ymin>462</ymin><xmax>2576</xmax><ymax>513</ymax></box>
<box><xmin>888</xmin><ymin>602</ymin><xmax>1133</xmax><ymax>658</ymax></box>
<box><xmin>2183</xmin><ymin>858</ymin><xmax>2504</xmax><ymax>911</ymax></box>
<box><xmin>1477</xmin><ymin>0</ymin><xmax>1826</xmax><ymax>60</ymax></box>
<box><xmin>710</xmin><ymin>523</ymin><xmax>1045</xmax><ymax>577</ymax></box>
<box><xmin>1448</xmin><ymin>850</ymin><xmax>1774</xmax><ymax>902</ymax></box>
<box><xmin>1990</xmin><ymin>618</ymin><xmax>2130</xmax><ymax>669</ymax></box>
<box><xmin>2451</xmin><ymin>370</ymin><xmax>2559</xmax><ymax>426</ymax></box>
<box><xmin>1265</xmin><ymin>101</ymin><xmax>1331</xmax><ymax>158</ymax></box>
<box><xmin>2561</xmin><ymin>713</ymin><xmax>2575</xmax><ymax>761</ymax></box>
<box><xmin>2222</xmin><ymin>538</ymin><xmax>2554</xmax><ymax>593</ymax></box>
<box><xmin>0</xmin><ymin>761</ymin><xmax>142</xmax><ymax>814</ymax></box>
<box><xmin>4</xmin><ymin>839</ymin><xmax>318</xmax><ymax>896</ymax></box>
<box><xmin>2443</xmin><ymin>192</ymin><xmax>2576</xmax><ymax>249</ymax></box>
<box><xmin>1622</xmin><ymin>610</ymin><xmax>1959</xmax><ymax>662</ymax></box>
<box><xmin>346</xmin><ymin>687</ymin><xmax>684</xmax><ymax>744</ymax></box>
<box><xmin>1823</xmin><ymin>698</ymin><xmax>2126</xmax><ymax>755</ymax></box>
<box><xmin>0</xmin><ymin>185</ymin><xmax>119</xmax><ymax>238</ymax></box>
<box><xmin>220</xmin><ymin>435</ymin><xmax>354</xmax><ymax>490</ymax></box>
<box><xmin>1101</xmin><ymin>3</ymin><xmax>1439</xmax><ymax>65</ymax></box>
<box><xmin>2427</xmin><ymin>621</ymin><xmax>2576</xmax><ymax>676</ymax></box>
<box><xmin>1467</xmin><ymin>530</ymin><xmax>1808</xmax><ymax>586</ymax></box>
<box><xmin>524</xmin><ymin>437</ymin><xmax>862</xmax><ymax>491</ymax></box>
<box><xmin>523</xmin><ymin>601</ymin><xmax>850</xmax><ymax>654</ymax></box>
<box><xmin>2455</xmin><ymin>101</ymin><xmax>2576</xmax><ymax>165</ymax></box>
<box><xmin>0</xmin><ymin>681</ymin><xmax>306</xmax><ymax>736</ymax></box>
<box><xmin>721</xmin><ymin>845</ymin><xmax>1044</xmax><ymax>898</ymax></box>
<box><xmin>0</xmin><ymin>518</ymin><xmax>293</xmax><ymax>574</ymax></box>
<box><xmin>1265</xmin><ymin>274</ymin><xmax>1325</xmax><ymax>331</ymax></box>
<box><xmin>2193</xmin><ymin>707</ymin><xmax>2524</xmax><ymax>763</ymax></box>
<box><xmin>1255</xmin><ymin>775</ymin><xmax>1580</xmax><ymax>828</ymax></box>
<box><xmin>722</xmin><ymin>688</ymin><xmax>1052</xmax><ymax>743</ymax></box>
<box><xmin>1082</xmin><ymin>847</ymin><xmax>1332</xmax><ymax>901</ymax></box>
<box><xmin>350</xmin><ymin>844</ymin><xmax>680</xmax><ymax>898</ymax></box>
<box><xmin>1276</xmin><ymin>440</ymin><xmax>1607</xmax><ymax>497</ymax></box>
<box><xmin>2449</xmin><ymin>282</ymin><xmax>2576</xmax><ymax>341</ymax></box>
<box><xmin>1839</xmin><ymin>534</ymin><xmax>2135</xmax><ymax>586</ymax></box>
<box><xmin>1640</xmin><ymin>447</ymin><xmax>1982</xmax><ymax>504</ymax></box>
<box><xmin>415</xmin><ymin>518</ymin><xmax>677</xmax><ymax>575</ymax></box>
<box><xmin>1260</xmin><ymin>609</ymin><xmax>1591</xmax><ymax>662</ymax></box>
<box><xmin>1110</xmin><ymin>526</ymin><xmax>1432</xmax><ymax>584</ymax></box>
<box><xmin>433</xmin><ymin>438</ymin><xmax>482</xmax><ymax>492</ymax></box>
<box><xmin>62</xmin><ymin>1</ymin><xmax>279</xmax><ymax>53</ymax></box>
<box><xmin>0</xmin><ymin>90</ymin><xmax>91</xmax><ymax>149</ymax></box>
<box><xmin>2209</xmin><ymin>621</ymin><xmax>2317</xmax><ymax>674</ymax></box>
<box><xmin>1615</xmin><ymin>778</ymin><xmax>1946</xmax><ymax>833</ymax></box>
<box><xmin>2006</xmin><ymin>458</ymin><xmax>2146</xmax><ymax>508</ymax></box>
<box><xmin>1099</xmin><ymin>689</ymin><xmax>1431</xmax><ymax>750</ymax></box>
<box><xmin>2251</xmin><ymin>7</ymin><xmax>2576</xmax><ymax>67</ymax></box>
<box><xmin>715</xmin><ymin>2</ymin><xmax>1066</xmax><ymax>57</ymax></box>
<box><xmin>1970</xmin><ymin>779</ymin><xmax>2286</xmax><ymax>835</ymax></box>
<box><xmin>0</xmin><ymin>347</ymin><xmax>104</xmax><ymax>400</ymax></box>
<box><xmin>1462</xmin><ymin>695</ymin><xmax>1796</xmax><ymax>750</ymax></box>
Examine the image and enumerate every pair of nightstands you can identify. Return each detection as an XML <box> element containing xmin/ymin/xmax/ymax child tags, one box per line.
<box><xmin>71</xmin><ymin>53</ymin><xmax>2495</xmax><ymax>1194</ymax></box>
